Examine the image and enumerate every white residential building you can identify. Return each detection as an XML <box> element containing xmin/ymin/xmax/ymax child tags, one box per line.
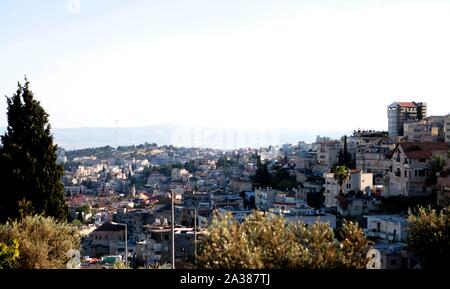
<box><xmin>388</xmin><ymin>142</ymin><xmax>449</xmax><ymax>197</ymax></box>
<box><xmin>323</xmin><ymin>170</ymin><xmax>373</xmax><ymax>208</ymax></box>
<box><xmin>254</xmin><ymin>188</ymin><xmax>281</xmax><ymax>211</ymax></box>
<box><xmin>365</xmin><ymin>215</ymin><xmax>408</xmax><ymax>243</ymax></box>
<box><xmin>355</xmin><ymin>146</ymin><xmax>392</xmax><ymax>176</ymax></box>
<box><xmin>316</xmin><ymin>141</ymin><xmax>342</xmax><ymax>173</ymax></box>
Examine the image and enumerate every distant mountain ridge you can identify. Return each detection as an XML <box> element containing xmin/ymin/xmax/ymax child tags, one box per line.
<box><xmin>1</xmin><ymin>125</ymin><xmax>351</xmax><ymax>150</ymax></box>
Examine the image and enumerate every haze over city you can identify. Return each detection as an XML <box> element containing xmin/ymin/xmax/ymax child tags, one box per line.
<box><xmin>1</xmin><ymin>0</ymin><xmax>450</xmax><ymax>133</ymax></box>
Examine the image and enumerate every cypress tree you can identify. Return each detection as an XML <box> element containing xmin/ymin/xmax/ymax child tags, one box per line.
<box><xmin>337</xmin><ymin>135</ymin><xmax>355</xmax><ymax>169</ymax></box>
<box><xmin>0</xmin><ymin>78</ymin><xmax>67</xmax><ymax>222</ymax></box>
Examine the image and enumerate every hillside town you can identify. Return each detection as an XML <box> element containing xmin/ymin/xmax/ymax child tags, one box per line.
<box><xmin>60</xmin><ymin>101</ymin><xmax>450</xmax><ymax>269</ymax></box>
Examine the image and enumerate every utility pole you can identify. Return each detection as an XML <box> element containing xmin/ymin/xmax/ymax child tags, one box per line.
<box><xmin>125</xmin><ymin>223</ymin><xmax>128</xmax><ymax>268</ymax></box>
<box><xmin>117</xmin><ymin>221</ymin><xmax>128</xmax><ymax>268</ymax></box>
<box><xmin>194</xmin><ymin>208</ymin><xmax>197</xmax><ymax>265</ymax></box>
<box><xmin>171</xmin><ymin>190</ymin><xmax>175</xmax><ymax>269</ymax></box>
<box><xmin>125</xmin><ymin>208</ymin><xmax>128</xmax><ymax>269</ymax></box>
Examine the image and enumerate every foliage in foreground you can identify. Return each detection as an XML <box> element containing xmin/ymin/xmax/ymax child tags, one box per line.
<box><xmin>407</xmin><ymin>206</ymin><xmax>450</xmax><ymax>269</ymax></box>
<box><xmin>0</xmin><ymin>239</ymin><xmax>19</xmax><ymax>269</ymax></box>
<box><xmin>198</xmin><ymin>211</ymin><xmax>371</xmax><ymax>269</ymax></box>
<box><xmin>0</xmin><ymin>215</ymin><xmax>80</xmax><ymax>269</ymax></box>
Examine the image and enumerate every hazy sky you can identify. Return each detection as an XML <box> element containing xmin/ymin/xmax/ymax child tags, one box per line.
<box><xmin>1</xmin><ymin>0</ymin><xmax>450</xmax><ymax>131</ymax></box>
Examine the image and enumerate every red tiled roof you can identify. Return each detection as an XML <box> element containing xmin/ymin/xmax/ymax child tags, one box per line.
<box><xmin>398</xmin><ymin>102</ymin><xmax>417</xmax><ymax>108</ymax></box>
<box><xmin>398</xmin><ymin>142</ymin><xmax>449</xmax><ymax>159</ymax></box>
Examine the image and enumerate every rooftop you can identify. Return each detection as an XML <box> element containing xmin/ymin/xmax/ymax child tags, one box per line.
<box><xmin>94</xmin><ymin>222</ymin><xmax>125</xmax><ymax>232</ymax></box>
<box><xmin>365</xmin><ymin>215</ymin><xmax>408</xmax><ymax>224</ymax></box>
<box><xmin>398</xmin><ymin>102</ymin><xmax>417</xmax><ymax>108</ymax></box>
<box><xmin>397</xmin><ymin>142</ymin><xmax>449</xmax><ymax>159</ymax></box>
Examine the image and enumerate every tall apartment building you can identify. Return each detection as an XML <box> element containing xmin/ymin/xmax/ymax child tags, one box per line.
<box><xmin>387</xmin><ymin>102</ymin><xmax>427</xmax><ymax>138</ymax></box>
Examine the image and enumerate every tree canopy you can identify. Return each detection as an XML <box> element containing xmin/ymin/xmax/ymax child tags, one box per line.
<box><xmin>198</xmin><ymin>211</ymin><xmax>371</xmax><ymax>269</ymax></box>
<box><xmin>0</xmin><ymin>79</ymin><xmax>67</xmax><ymax>222</ymax></box>
<box><xmin>332</xmin><ymin>165</ymin><xmax>351</xmax><ymax>194</ymax></box>
<box><xmin>426</xmin><ymin>155</ymin><xmax>447</xmax><ymax>186</ymax></box>
<box><xmin>407</xmin><ymin>206</ymin><xmax>450</xmax><ymax>269</ymax></box>
<box><xmin>0</xmin><ymin>215</ymin><xmax>80</xmax><ymax>269</ymax></box>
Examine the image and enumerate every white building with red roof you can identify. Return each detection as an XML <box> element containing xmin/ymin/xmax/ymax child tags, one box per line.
<box><xmin>388</xmin><ymin>142</ymin><xmax>449</xmax><ymax>197</ymax></box>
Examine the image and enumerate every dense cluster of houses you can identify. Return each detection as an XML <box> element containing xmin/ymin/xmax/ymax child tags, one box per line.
<box><xmin>60</xmin><ymin>102</ymin><xmax>450</xmax><ymax>269</ymax></box>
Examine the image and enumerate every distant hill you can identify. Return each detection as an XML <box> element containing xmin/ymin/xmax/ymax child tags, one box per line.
<box><xmin>1</xmin><ymin>125</ymin><xmax>351</xmax><ymax>150</ymax></box>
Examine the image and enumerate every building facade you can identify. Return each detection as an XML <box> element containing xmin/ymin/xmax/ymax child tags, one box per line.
<box><xmin>388</xmin><ymin>142</ymin><xmax>449</xmax><ymax>197</ymax></box>
<box><xmin>445</xmin><ymin>114</ymin><xmax>450</xmax><ymax>144</ymax></box>
<box><xmin>255</xmin><ymin>188</ymin><xmax>281</xmax><ymax>211</ymax></box>
<box><xmin>365</xmin><ymin>215</ymin><xmax>408</xmax><ymax>243</ymax></box>
<box><xmin>323</xmin><ymin>170</ymin><xmax>373</xmax><ymax>208</ymax></box>
<box><xmin>316</xmin><ymin>141</ymin><xmax>342</xmax><ymax>173</ymax></box>
<box><xmin>403</xmin><ymin>116</ymin><xmax>445</xmax><ymax>142</ymax></box>
<box><xmin>387</xmin><ymin>102</ymin><xmax>427</xmax><ymax>138</ymax></box>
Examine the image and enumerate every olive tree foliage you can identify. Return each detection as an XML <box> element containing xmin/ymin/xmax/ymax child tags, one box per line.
<box><xmin>0</xmin><ymin>215</ymin><xmax>80</xmax><ymax>269</ymax></box>
<box><xmin>198</xmin><ymin>211</ymin><xmax>371</xmax><ymax>269</ymax></box>
<box><xmin>0</xmin><ymin>239</ymin><xmax>19</xmax><ymax>269</ymax></box>
<box><xmin>407</xmin><ymin>206</ymin><xmax>450</xmax><ymax>269</ymax></box>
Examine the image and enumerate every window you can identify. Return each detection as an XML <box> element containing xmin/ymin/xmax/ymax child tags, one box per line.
<box><xmin>390</xmin><ymin>259</ymin><xmax>397</xmax><ymax>266</ymax></box>
<box><xmin>418</xmin><ymin>170</ymin><xmax>426</xmax><ymax>177</ymax></box>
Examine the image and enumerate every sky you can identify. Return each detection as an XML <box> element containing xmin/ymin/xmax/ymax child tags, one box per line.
<box><xmin>1</xmin><ymin>0</ymin><xmax>450</xmax><ymax>131</ymax></box>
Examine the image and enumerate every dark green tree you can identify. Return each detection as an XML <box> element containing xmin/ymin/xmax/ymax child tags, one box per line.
<box><xmin>337</xmin><ymin>135</ymin><xmax>354</xmax><ymax>169</ymax></box>
<box><xmin>0</xmin><ymin>79</ymin><xmax>68</xmax><ymax>222</ymax></box>
<box><xmin>252</xmin><ymin>160</ymin><xmax>272</xmax><ymax>188</ymax></box>
<box><xmin>426</xmin><ymin>155</ymin><xmax>447</xmax><ymax>186</ymax></box>
<box><xmin>272</xmin><ymin>168</ymin><xmax>297</xmax><ymax>191</ymax></box>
